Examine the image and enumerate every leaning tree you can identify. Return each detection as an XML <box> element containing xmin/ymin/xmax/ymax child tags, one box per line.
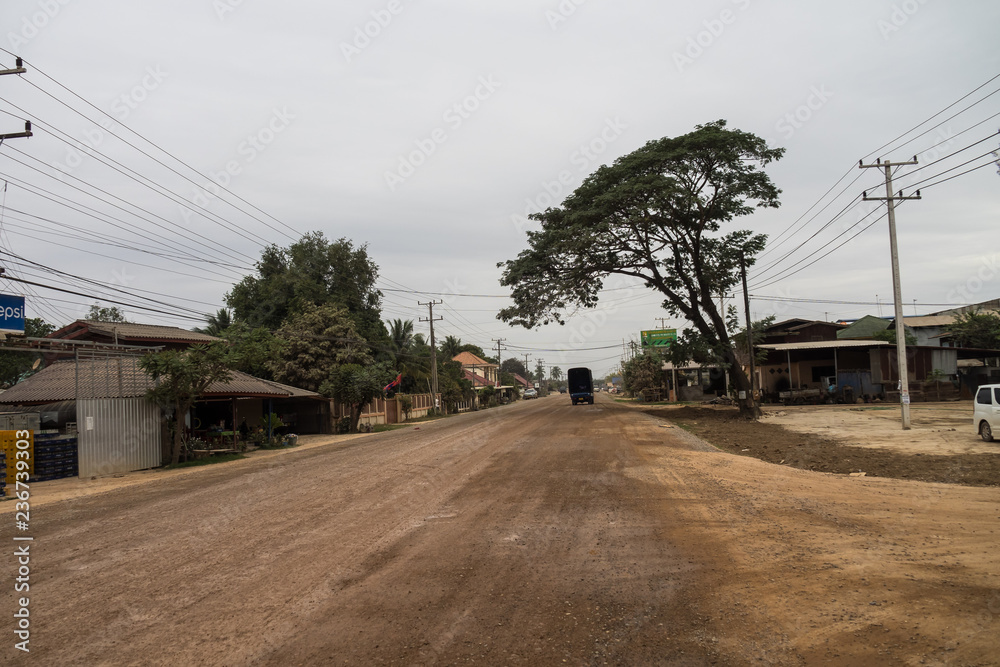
<box><xmin>498</xmin><ymin>120</ymin><xmax>784</xmax><ymax>419</ymax></box>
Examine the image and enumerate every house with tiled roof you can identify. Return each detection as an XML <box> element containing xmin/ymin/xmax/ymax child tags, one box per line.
<box><xmin>452</xmin><ymin>351</ymin><xmax>498</xmax><ymax>387</ymax></box>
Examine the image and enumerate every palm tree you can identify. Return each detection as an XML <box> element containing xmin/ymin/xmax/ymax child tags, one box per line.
<box><xmin>550</xmin><ymin>366</ymin><xmax>563</xmax><ymax>382</ymax></box>
<box><xmin>440</xmin><ymin>335</ymin><xmax>463</xmax><ymax>359</ymax></box>
<box><xmin>388</xmin><ymin>319</ymin><xmax>415</xmax><ymax>370</ymax></box>
<box><xmin>195</xmin><ymin>308</ymin><xmax>233</xmax><ymax>336</ymax></box>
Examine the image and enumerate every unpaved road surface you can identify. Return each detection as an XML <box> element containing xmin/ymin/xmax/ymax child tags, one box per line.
<box><xmin>4</xmin><ymin>394</ymin><xmax>999</xmax><ymax>665</ymax></box>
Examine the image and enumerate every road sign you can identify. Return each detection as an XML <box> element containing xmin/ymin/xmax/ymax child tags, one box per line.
<box><xmin>0</xmin><ymin>294</ymin><xmax>25</xmax><ymax>334</ymax></box>
<box><xmin>640</xmin><ymin>329</ymin><xmax>677</xmax><ymax>348</ymax></box>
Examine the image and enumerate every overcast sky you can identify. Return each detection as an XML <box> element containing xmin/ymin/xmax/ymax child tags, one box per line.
<box><xmin>1</xmin><ymin>0</ymin><xmax>998</xmax><ymax>378</ymax></box>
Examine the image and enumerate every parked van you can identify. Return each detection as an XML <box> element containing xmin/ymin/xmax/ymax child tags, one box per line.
<box><xmin>973</xmin><ymin>384</ymin><xmax>1000</xmax><ymax>442</ymax></box>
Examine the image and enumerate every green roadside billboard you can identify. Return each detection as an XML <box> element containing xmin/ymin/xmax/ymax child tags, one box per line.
<box><xmin>640</xmin><ymin>329</ymin><xmax>677</xmax><ymax>348</ymax></box>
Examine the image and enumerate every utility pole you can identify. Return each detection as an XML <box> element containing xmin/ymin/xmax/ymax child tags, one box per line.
<box><xmin>492</xmin><ymin>338</ymin><xmax>506</xmax><ymax>387</ymax></box>
<box><xmin>860</xmin><ymin>157</ymin><xmax>922</xmax><ymax>429</ymax></box>
<box><xmin>522</xmin><ymin>353</ymin><xmax>531</xmax><ymax>380</ymax></box>
<box><xmin>419</xmin><ymin>300</ymin><xmax>443</xmax><ymax>411</ymax></box>
<box><xmin>718</xmin><ymin>293</ymin><xmax>730</xmax><ymax>397</ymax></box>
<box><xmin>740</xmin><ymin>254</ymin><xmax>756</xmax><ymax>412</ymax></box>
<box><xmin>655</xmin><ymin>317</ymin><xmax>670</xmax><ymax>329</ymax></box>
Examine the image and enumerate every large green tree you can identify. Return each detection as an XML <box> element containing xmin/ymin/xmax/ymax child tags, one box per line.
<box><xmin>622</xmin><ymin>352</ymin><xmax>665</xmax><ymax>399</ymax></box>
<box><xmin>222</xmin><ymin>322</ymin><xmax>279</xmax><ymax>380</ymax></box>
<box><xmin>87</xmin><ymin>304</ymin><xmax>128</xmax><ymax>323</ymax></box>
<box><xmin>498</xmin><ymin>121</ymin><xmax>783</xmax><ymax>418</ymax></box>
<box><xmin>947</xmin><ymin>309</ymin><xmax>1000</xmax><ymax>349</ymax></box>
<box><xmin>267</xmin><ymin>303</ymin><xmax>371</xmax><ymax>392</ymax></box>
<box><xmin>226</xmin><ymin>232</ymin><xmax>388</xmax><ymax>351</ymax></box>
<box><xmin>139</xmin><ymin>342</ymin><xmax>233</xmax><ymax>465</ymax></box>
<box><xmin>0</xmin><ymin>318</ymin><xmax>54</xmax><ymax>388</ymax></box>
<box><xmin>500</xmin><ymin>358</ymin><xmax>527</xmax><ymax>378</ymax></box>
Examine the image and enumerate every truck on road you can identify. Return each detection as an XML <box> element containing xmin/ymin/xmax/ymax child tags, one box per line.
<box><xmin>567</xmin><ymin>367</ymin><xmax>594</xmax><ymax>405</ymax></box>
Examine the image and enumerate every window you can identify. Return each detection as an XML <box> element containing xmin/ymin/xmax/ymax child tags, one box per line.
<box><xmin>811</xmin><ymin>365</ymin><xmax>836</xmax><ymax>383</ymax></box>
<box><xmin>977</xmin><ymin>388</ymin><xmax>991</xmax><ymax>405</ymax></box>
<box><xmin>995</xmin><ymin>388</ymin><xmax>1000</xmax><ymax>405</ymax></box>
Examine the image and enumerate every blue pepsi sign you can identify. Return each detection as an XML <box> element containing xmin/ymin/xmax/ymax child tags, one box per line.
<box><xmin>0</xmin><ymin>294</ymin><xmax>25</xmax><ymax>333</ymax></box>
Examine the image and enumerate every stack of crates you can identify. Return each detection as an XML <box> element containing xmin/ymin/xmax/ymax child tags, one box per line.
<box><xmin>32</xmin><ymin>431</ymin><xmax>79</xmax><ymax>481</ymax></box>
<box><xmin>0</xmin><ymin>430</ymin><xmax>32</xmax><ymax>496</ymax></box>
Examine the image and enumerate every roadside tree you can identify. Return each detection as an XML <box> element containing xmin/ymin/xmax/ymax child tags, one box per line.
<box><xmin>140</xmin><ymin>342</ymin><xmax>233</xmax><ymax>465</ymax></box>
<box><xmin>321</xmin><ymin>362</ymin><xmax>394</xmax><ymax>433</ymax></box>
<box><xmin>498</xmin><ymin>121</ymin><xmax>783</xmax><ymax>419</ymax></box>
<box><xmin>947</xmin><ymin>310</ymin><xmax>1000</xmax><ymax>349</ymax></box>
<box><xmin>226</xmin><ymin>232</ymin><xmax>388</xmax><ymax>352</ymax></box>
<box><xmin>268</xmin><ymin>304</ymin><xmax>371</xmax><ymax>392</ymax></box>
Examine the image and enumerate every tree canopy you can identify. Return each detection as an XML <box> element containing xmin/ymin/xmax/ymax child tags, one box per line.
<box><xmin>948</xmin><ymin>310</ymin><xmax>1000</xmax><ymax>349</ymax></box>
<box><xmin>321</xmin><ymin>362</ymin><xmax>394</xmax><ymax>433</ymax></box>
<box><xmin>139</xmin><ymin>342</ymin><xmax>233</xmax><ymax>465</ymax></box>
<box><xmin>226</xmin><ymin>232</ymin><xmax>387</xmax><ymax>349</ymax></box>
<box><xmin>267</xmin><ymin>303</ymin><xmax>372</xmax><ymax>393</ymax></box>
<box><xmin>87</xmin><ymin>304</ymin><xmax>128</xmax><ymax>323</ymax></box>
<box><xmin>0</xmin><ymin>318</ymin><xmax>54</xmax><ymax>388</ymax></box>
<box><xmin>498</xmin><ymin>120</ymin><xmax>783</xmax><ymax>418</ymax></box>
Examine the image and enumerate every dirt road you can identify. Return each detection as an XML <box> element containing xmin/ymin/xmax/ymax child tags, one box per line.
<box><xmin>4</xmin><ymin>394</ymin><xmax>998</xmax><ymax>665</ymax></box>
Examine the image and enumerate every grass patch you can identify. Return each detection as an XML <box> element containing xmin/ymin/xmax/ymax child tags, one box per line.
<box><xmin>373</xmin><ymin>424</ymin><xmax>407</xmax><ymax>433</ymax></box>
<box><xmin>164</xmin><ymin>453</ymin><xmax>245</xmax><ymax>469</ymax></box>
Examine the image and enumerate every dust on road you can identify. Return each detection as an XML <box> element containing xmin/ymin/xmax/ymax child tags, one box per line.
<box><xmin>5</xmin><ymin>394</ymin><xmax>998</xmax><ymax>665</ymax></box>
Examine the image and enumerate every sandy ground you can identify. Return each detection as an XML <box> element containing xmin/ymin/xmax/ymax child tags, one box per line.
<box><xmin>762</xmin><ymin>402</ymin><xmax>991</xmax><ymax>456</ymax></box>
<box><xmin>2</xmin><ymin>395</ymin><xmax>998</xmax><ymax>665</ymax></box>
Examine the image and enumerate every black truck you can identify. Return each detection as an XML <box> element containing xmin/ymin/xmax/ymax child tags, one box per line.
<box><xmin>567</xmin><ymin>367</ymin><xmax>594</xmax><ymax>405</ymax></box>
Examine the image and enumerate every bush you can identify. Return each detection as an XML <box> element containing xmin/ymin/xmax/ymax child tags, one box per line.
<box><xmin>335</xmin><ymin>416</ymin><xmax>352</xmax><ymax>434</ymax></box>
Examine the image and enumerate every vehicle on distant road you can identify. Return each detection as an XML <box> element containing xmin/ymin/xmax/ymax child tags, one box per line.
<box><xmin>567</xmin><ymin>367</ymin><xmax>594</xmax><ymax>405</ymax></box>
<box><xmin>974</xmin><ymin>384</ymin><xmax>999</xmax><ymax>442</ymax></box>
<box><xmin>523</xmin><ymin>388</ymin><xmax>538</xmax><ymax>399</ymax></box>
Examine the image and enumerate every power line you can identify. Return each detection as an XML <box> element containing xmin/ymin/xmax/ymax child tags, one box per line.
<box><xmin>0</xmin><ymin>49</ymin><xmax>300</xmax><ymax>241</ymax></box>
<box><xmin>0</xmin><ymin>274</ymin><xmax>206</xmax><ymax>321</ymax></box>
<box><xmin>0</xmin><ymin>144</ymin><xmax>257</xmax><ymax>267</ymax></box>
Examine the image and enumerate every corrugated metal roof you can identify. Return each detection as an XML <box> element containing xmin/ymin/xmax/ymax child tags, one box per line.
<box><xmin>49</xmin><ymin>320</ymin><xmax>218</xmax><ymax>344</ymax></box>
<box><xmin>899</xmin><ymin>315</ymin><xmax>955</xmax><ymax>327</ymax></box>
<box><xmin>203</xmin><ymin>370</ymin><xmax>291</xmax><ymax>397</ymax></box>
<box><xmin>259</xmin><ymin>378</ymin><xmax>323</xmax><ymax>399</ymax></box>
<box><xmin>0</xmin><ymin>359</ymin><xmax>297</xmax><ymax>405</ymax></box>
<box><xmin>758</xmin><ymin>340</ymin><xmax>892</xmax><ymax>351</ymax></box>
<box><xmin>83</xmin><ymin>321</ymin><xmax>219</xmax><ymax>343</ymax></box>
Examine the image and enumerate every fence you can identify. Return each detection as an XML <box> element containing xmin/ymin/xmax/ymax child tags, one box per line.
<box><xmin>330</xmin><ymin>393</ymin><xmax>439</xmax><ymax>428</ymax></box>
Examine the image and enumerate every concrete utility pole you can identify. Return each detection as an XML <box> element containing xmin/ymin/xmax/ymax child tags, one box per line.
<box><xmin>655</xmin><ymin>317</ymin><xmax>670</xmax><ymax>329</ymax></box>
<box><xmin>492</xmin><ymin>338</ymin><xmax>506</xmax><ymax>386</ymax></box>
<box><xmin>860</xmin><ymin>157</ymin><xmax>922</xmax><ymax>429</ymax></box>
<box><xmin>740</xmin><ymin>254</ymin><xmax>756</xmax><ymax>411</ymax></box>
<box><xmin>522</xmin><ymin>353</ymin><xmax>531</xmax><ymax>380</ymax></box>
<box><xmin>419</xmin><ymin>300</ymin><xmax>443</xmax><ymax>411</ymax></box>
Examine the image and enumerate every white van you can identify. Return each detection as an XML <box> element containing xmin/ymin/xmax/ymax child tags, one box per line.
<box><xmin>973</xmin><ymin>384</ymin><xmax>1000</xmax><ymax>442</ymax></box>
